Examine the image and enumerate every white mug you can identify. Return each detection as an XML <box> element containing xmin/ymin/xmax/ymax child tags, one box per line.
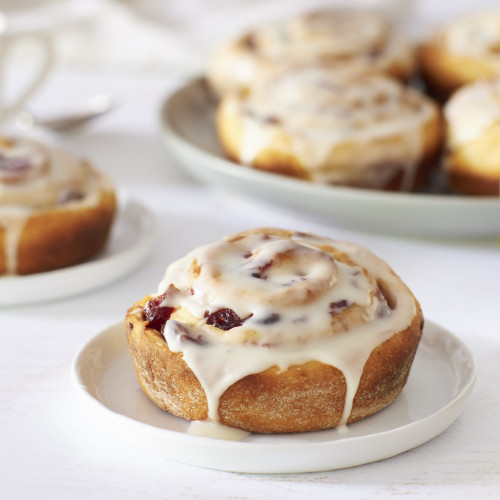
<box><xmin>0</xmin><ymin>10</ymin><xmax>54</xmax><ymax>124</ymax></box>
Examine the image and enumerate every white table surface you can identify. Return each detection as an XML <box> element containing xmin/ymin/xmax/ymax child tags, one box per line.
<box><xmin>1</xmin><ymin>20</ymin><xmax>500</xmax><ymax>499</ymax></box>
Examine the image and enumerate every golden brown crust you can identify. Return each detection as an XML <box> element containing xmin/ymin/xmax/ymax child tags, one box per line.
<box><xmin>0</xmin><ymin>230</ymin><xmax>6</xmax><ymax>275</ymax></box>
<box><xmin>125</xmin><ymin>295</ymin><xmax>423</xmax><ymax>433</ymax></box>
<box><xmin>126</xmin><ymin>298</ymin><xmax>208</xmax><ymax>421</ymax></box>
<box><xmin>446</xmin><ymin>168</ymin><xmax>500</xmax><ymax>196</ymax></box>
<box><xmin>418</xmin><ymin>42</ymin><xmax>499</xmax><ymax>102</ymax></box>
<box><xmin>0</xmin><ymin>189</ymin><xmax>116</xmax><ymax>275</ymax></box>
<box><xmin>445</xmin><ymin>123</ymin><xmax>500</xmax><ymax>196</ymax></box>
<box><xmin>215</xmin><ymin>102</ymin><xmax>310</xmax><ymax>180</ymax></box>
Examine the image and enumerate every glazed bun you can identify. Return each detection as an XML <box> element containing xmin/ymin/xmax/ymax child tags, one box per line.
<box><xmin>443</xmin><ymin>77</ymin><xmax>500</xmax><ymax>195</ymax></box>
<box><xmin>418</xmin><ymin>12</ymin><xmax>500</xmax><ymax>101</ymax></box>
<box><xmin>126</xmin><ymin>228</ymin><xmax>423</xmax><ymax>434</ymax></box>
<box><xmin>0</xmin><ymin>137</ymin><xmax>116</xmax><ymax>275</ymax></box>
<box><xmin>207</xmin><ymin>8</ymin><xmax>415</xmax><ymax>97</ymax></box>
<box><xmin>215</xmin><ymin>67</ymin><xmax>442</xmax><ymax>191</ymax></box>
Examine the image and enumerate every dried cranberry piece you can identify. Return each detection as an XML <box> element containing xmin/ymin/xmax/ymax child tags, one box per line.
<box><xmin>143</xmin><ymin>293</ymin><xmax>174</xmax><ymax>333</ymax></box>
<box><xmin>251</xmin><ymin>259</ymin><xmax>273</xmax><ymax>279</ymax></box>
<box><xmin>257</xmin><ymin>313</ymin><xmax>280</xmax><ymax>325</ymax></box>
<box><xmin>180</xmin><ymin>333</ymin><xmax>207</xmax><ymax>345</ymax></box>
<box><xmin>143</xmin><ymin>293</ymin><xmax>165</xmax><ymax>321</ymax></box>
<box><xmin>329</xmin><ymin>300</ymin><xmax>350</xmax><ymax>315</ymax></box>
<box><xmin>205</xmin><ymin>308</ymin><xmax>243</xmax><ymax>331</ymax></box>
<box><xmin>170</xmin><ymin>321</ymin><xmax>208</xmax><ymax>345</ymax></box>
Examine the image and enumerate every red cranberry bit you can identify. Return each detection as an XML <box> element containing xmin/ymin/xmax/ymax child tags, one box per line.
<box><xmin>143</xmin><ymin>292</ymin><xmax>175</xmax><ymax>333</ymax></box>
<box><xmin>329</xmin><ymin>300</ymin><xmax>350</xmax><ymax>315</ymax></box>
<box><xmin>143</xmin><ymin>292</ymin><xmax>165</xmax><ymax>321</ymax></box>
<box><xmin>256</xmin><ymin>313</ymin><xmax>280</xmax><ymax>325</ymax></box>
<box><xmin>180</xmin><ymin>333</ymin><xmax>207</xmax><ymax>345</ymax></box>
<box><xmin>251</xmin><ymin>259</ymin><xmax>273</xmax><ymax>279</ymax></box>
<box><xmin>147</xmin><ymin>306</ymin><xmax>174</xmax><ymax>333</ymax></box>
<box><xmin>169</xmin><ymin>321</ymin><xmax>208</xmax><ymax>345</ymax></box>
<box><xmin>205</xmin><ymin>308</ymin><xmax>244</xmax><ymax>331</ymax></box>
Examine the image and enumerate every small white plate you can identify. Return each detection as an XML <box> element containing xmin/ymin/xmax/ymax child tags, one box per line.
<box><xmin>72</xmin><ymin>320</ymin><xmax>475</xmax><ymax>473</ymax></box>
<box><xmin>160</xmin><ymin>78</ymin><xmax>500</xmax><ymax>238</ymax></box>
<box><xmin>0</xmin><ymin>196</ymin><xmax>158</xmax><ymax>306</ymax></box>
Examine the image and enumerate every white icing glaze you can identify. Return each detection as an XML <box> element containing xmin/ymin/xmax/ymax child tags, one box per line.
<box><xmin>439</xmin><ymin>12</ymin><xmax>500</xmax><ymax>66</ymax></box>
<box><xmin>208</xmin><ymin>8</ymin><xmax>413</xmax><ymax>96</ymax></box>
<box><xmin>231</xmin><ymin>68</ymin><xmax>432</xmax><ymax>189</ymax></box>
<box><xmin>153</xmin><ymin>229</ymin><xmax>417</xmax><ymax>427</ymax></box>
<box><xmin>254</xmin><ymin>9</ymin><xmax>388</xmax><ymax>61</ymax></box>
<box><xmin>187</xmin><ymin>420</ymin><xmax>250</xmax><ymax>441</ymax></box>
<box><xmin>445</xmin><ymin>77</ymin><xmax>500</xmax><ymax>148</ymax></box>
<box><xmin>0</xmin><ymin>137</ymin><xmax>108</xmax><ymax>274</ymax></box>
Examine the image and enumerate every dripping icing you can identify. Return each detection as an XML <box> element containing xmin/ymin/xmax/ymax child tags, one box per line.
<box><xmin>153</xmin><ymin>230</ymin><xmax>416</xmax><ymax>427</ymax></box>
<box><xmin>233</xmin><ymin>68</ymin><xmax>434</xmax><ymax>188</ymax></box>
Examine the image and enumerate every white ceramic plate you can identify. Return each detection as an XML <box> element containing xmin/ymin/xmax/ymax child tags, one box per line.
<box><xmin>72</xmin><ymin>320</ymin><xmax>475</xmax><ymax>473</ymax></box>
<box><xmin>160</xmin><ymin>78</ymin><xmax>500</xmax><ymax>238</ymax></box>
<box><xmin>0</xmin><ymin>196</ymin><xmax>158</xmax><ymax>306</ymax></box>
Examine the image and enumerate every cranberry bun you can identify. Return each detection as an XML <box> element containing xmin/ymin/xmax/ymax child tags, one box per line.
<box><xmin>126</xmin><ymin>228</ymin><xmax>423</xmax><ymax>434</ymax></box>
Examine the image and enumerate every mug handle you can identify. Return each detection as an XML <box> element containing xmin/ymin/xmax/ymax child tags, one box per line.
<box><xmin>0</xmin><ymin>32</ymin><xmax>54</xmax><ymax>122</ymax></box>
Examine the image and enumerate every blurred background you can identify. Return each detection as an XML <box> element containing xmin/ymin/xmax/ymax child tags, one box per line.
<box><xmin>3</xmin><ymin>0</ymin><xmax>500</xmax><ymax>76</ymax></box>
<box><xmin>1</xmin><ymin>0</ymin><xmax>499</xmax><ymax>145</ymax></box>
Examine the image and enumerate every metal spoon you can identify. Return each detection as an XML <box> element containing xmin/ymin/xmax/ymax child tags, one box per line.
<box><xmin>15</xmin><ymin>94</ymin><xmax>115</xmax><ymax>132</ymax></box>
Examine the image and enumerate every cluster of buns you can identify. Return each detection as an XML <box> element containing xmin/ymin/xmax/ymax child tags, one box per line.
<box><xmin>419</xmin><ymin>12</ymin><xmax>500</xmax><ymax>195</ymax></box>
<box><xmin>126</xmin><ymin>228</ymin><xmax>423</xmax><ymax>433</ymax></box>
<box><xmin>208</xmin><ymin>8</ymin><xmax>500</xmax><ymax>196</ymax></box>
<box><xmin>0</xmin><ymin>136</ymin><xmax>116</xmax><ymax>275</ymax></box>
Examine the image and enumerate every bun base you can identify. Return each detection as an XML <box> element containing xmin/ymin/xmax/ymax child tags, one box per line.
<box><xmin>125</xmin><ymin>297</ymin><xmax>423</xmax><ymax>434</ymax></box>
<box><xmin>0</xmin><ymin>189</ymin><xmax>116</xmax><ymax>275</ymax></box>
<box><xmin>216</xmin><ymin>97</ymin><xmax>443</xmax><ymax>192</ymax></box>
<box><xmin>446</xmin><ymin>123</ymin><xmax>500</xmax><ymax>196</ymax></box>
<box><xmin>418</xmin><ymin>43</ymin><xmax>499</xmax><ymax>101</ymax></box>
